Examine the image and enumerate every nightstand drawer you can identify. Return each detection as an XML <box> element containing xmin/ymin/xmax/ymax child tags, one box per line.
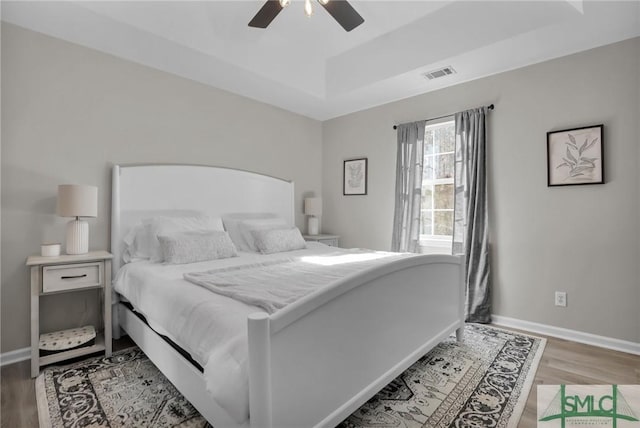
<box><xmin>318</xmin><ymin>238</ymin><xmax>339</xmax><ymax>247</ymax></box>
<box><xmin>42</xmin><ymin>262</ymin><xmax>103</xmax><ymax>293</ymax></box>
<box><xmin>303</xmin><ymin>234</ymin><xmax>340</xmax><ymax>248</ymax></box>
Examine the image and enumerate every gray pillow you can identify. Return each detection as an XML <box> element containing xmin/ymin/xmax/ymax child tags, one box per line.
<box><xmin>158</xmin><ymin>231</ymin><xmax>237</xmax><ymax>264</ymax></box>
<box><xmin>251</xmin><ymin>228</ymin><xmax>306</xmax><ymax>255</ymax></box>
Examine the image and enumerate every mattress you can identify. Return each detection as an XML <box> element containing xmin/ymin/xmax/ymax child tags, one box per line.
<box><xmin>113</xmin><ymin>242</ymin><xmax>350</xmax><ymax>423</ymax></box>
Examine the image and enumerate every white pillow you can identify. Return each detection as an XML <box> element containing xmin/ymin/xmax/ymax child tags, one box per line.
<box><xmin>147</xmin><ymin>216</ymin><xmax>225</xmax><ymax>262</ymax></box>
<box><xmin>122</xmin><ymin>222</ymin><xmax>154</xmax><ymax>262</ymax></box>
<box><xmin>252</xmin><ymin>228</ymin><xmax>306</xmax><ymax>254</ymax></box>
<box><xmin>158</xmin><ymin>231</ymin><xmax>237</xmax><ymax>264</ymax></box>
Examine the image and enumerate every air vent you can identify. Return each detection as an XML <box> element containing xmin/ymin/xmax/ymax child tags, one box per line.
<box><xmin>423</xmin><ymin>66</ymin><xmax>456</xmax><ymax>80</ymax></box>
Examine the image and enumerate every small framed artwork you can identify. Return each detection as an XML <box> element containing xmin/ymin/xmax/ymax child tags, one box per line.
<box><xmin>343</xmin><ymin>158</ymin><xmax>368</xmax><ymax>195</ymax></box>
<box><xmin>547</xmin><ymin>124</ymin><xmax>604</xmax><ymax>186</ymax></box>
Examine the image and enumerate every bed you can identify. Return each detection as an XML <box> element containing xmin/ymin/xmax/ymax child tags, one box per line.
<box><xmin>111</xmin><ymin>164</ymin><xmax>465</xmax><ymax>428</ymax></box>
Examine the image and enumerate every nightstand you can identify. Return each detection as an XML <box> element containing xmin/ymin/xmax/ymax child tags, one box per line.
<box><xmin>26</xmin><ymin>251</ymin><xmax>113</xmax><ymax>378</ymax></box>
<box><xmin>303</xmin><ymin>234</ymin><xmax>340</xmax><ymax>247</ymax></box>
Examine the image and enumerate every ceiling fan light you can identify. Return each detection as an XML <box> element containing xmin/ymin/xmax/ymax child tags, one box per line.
<box><xmin>279</xmin><ymin>0</ymin><xmax>290</xmax><ymax>7</ymax></box>
<box><xmin>304</xmin><ymin>0</ymin><xmax>313</xmax><ymax>17</ymax></box>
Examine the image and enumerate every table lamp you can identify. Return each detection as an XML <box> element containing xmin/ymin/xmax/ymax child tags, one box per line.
<box><xmin>304</xmin><ymin>197</ymin><xmax>322</xmax><ymax>236</ymax></box>
<box><xmin>57</xmin><ymin>184</ymin><xmax>98</xmax><ymax>255</ymax></box>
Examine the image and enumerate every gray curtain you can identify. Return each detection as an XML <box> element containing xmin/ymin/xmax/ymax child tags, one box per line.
<box><xmin>391</xmin><ymin>121</ymin><xmax>426</xmax><ymax>253</ymax></box>
<box><xmin>453</xmin><ymin>107</ymin><xmax>491</xmax><ymax>323</ymax></box>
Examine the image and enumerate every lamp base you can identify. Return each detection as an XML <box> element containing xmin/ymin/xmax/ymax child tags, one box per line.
<box><xmin>307</xmin><ymin>216</ymin><xmax>319</xmax><ymax>236</ymax></box>
<box><xmin>66</xmin><ymin>219</ymin><xmax>89</xmax><ymax>255</ymax></box>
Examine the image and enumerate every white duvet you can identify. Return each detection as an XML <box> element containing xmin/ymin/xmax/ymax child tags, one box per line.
<box><xmin>113</xmin><ymin>243</ymin><xmax>349</xmax><ymax>423</ymax></box>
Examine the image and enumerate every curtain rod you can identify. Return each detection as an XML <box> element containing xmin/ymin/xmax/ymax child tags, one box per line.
<box><xmin>392</xmin><ymin>104</ymin><xmax>494</xmax><ymax>130</ymax></box>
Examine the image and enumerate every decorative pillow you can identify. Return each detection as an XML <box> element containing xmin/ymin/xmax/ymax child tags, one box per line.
<box><xmin>251</xmin><ymin>227</ymin><xmax>306</xmax><ymax>255</ymax></box>
<box><xmin>222</xmin><ymin>214</ymin><xmax>286</xmax><ymax>252</ymax></box>
<box><xmin>157</xmin><ymin>231</ymin><xmax>238</xmax><ymax>264</ymax></box>
<box><xmin>147</xmin><ymin>216</ymin><xmax>225</xmax><ymax>262</ymax></box>
<box><xmin>238</xmin><ymin>218</ymin><xmax>289</xmax><ymax>252</ymax></box>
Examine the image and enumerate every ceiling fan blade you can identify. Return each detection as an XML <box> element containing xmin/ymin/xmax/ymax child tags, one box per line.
<box><xmin>248</xmin><ymin>0</ymin><xmax>284</xmax><ymax>29</ymax></box>
<box><xmin>320</xmin><ymin>0</ymin><xmax>364</xmax><ymax>32</ymax></box>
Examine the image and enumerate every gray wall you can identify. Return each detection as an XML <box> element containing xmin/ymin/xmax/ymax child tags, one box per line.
<box><xmin>322</xmin><ymin>37</ymin><xmax>640</xmax><ymax>343</ymax></box>
<box><xmin>637</xmin><ymin>36</ymin><xmax>640</xmax><ymax>340</ymax></box>
<box><xmin>2</xmin><ymin>23</ymin><xmax>638</xmax><ymax>354</ymax></box>
<box><xmin>1</xmin><ymin>24</ymin><xmax>323</xmax><ymax>353</ymax></box>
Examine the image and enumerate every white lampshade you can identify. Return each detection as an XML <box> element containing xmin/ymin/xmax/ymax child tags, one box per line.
<box><xmin>57</xmin><ymin>185</ymin><xmax>98</xmax><ymax>218</ymax></box>
<box><xmin>57</xmin><ymin>185</ymin><xmax>97</xmax><ymax>255</ymax></box>
<box><xmin>304</xmin><ymin>197</ymin><xmax>322</xmax><ymax>216</ymax></box>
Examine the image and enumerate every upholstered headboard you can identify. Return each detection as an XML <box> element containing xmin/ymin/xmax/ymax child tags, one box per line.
<box><xmin>111</xmin><ymin>164</ymin><xmax>295</xmax><ymax>275</ymax></box>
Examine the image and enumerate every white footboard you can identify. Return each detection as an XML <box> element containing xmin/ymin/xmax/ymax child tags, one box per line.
<box><xmin>248</xmin><ymin>254</ymin><xmax>464</xmax><ymax>428</ymax></box>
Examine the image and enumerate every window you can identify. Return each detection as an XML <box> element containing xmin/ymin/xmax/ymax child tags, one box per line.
<box><xmin>420</xmin><ymin>119</ymin><xmax>455</xmax><ymax>248</ymax></box>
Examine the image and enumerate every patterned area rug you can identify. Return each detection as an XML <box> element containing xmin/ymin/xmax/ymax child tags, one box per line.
<box><xmin>36</xmin><ymin>324</ymin><xmax>545</xmax><ymax>428</ymax></box>
<box><xmin>339</xmin><ymin>324</ymin><xmax>545</xmax><ymax>428</ymax></box>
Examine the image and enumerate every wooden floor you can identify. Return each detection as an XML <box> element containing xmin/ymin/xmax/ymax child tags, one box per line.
<box><xmin>1</xmin><ymin>329</ymin><xmax>638</xmax><ymax>428</ymax></box>
<box><xmin>0</xmin><ymin>337</ymin><xmax>135</xmax><ymax>428</ymax></box>
<box><xmin>515</xmin><ymin>329</ymin><xmax>640</xmax><ymax>427</ymax></box>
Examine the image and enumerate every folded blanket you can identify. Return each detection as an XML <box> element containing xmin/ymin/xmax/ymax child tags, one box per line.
<box><xmin>184</xmin><ymin>249</ymin><xmax>410</xmax><ymax>313</ymax></box>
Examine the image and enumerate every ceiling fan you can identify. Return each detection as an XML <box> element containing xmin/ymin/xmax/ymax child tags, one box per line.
<box><xmin>248</xmin><ymin>0</ymin><xmax>364</xmax><ymax>32</ymax></box>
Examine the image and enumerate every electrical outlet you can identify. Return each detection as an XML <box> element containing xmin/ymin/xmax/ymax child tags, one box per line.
<box><xmin>555</xmin><ymin>291</ymin><xmax>567</xmax><ymax>307</ymax></box>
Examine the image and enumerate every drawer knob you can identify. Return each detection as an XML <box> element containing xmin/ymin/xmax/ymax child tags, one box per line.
<box><xmin>60</xmin><ymin>274</ymin><xmax>88</xmax><ymax>280</ymax></box>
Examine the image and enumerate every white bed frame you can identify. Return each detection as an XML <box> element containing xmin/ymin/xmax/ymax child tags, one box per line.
<box><xmin>111</xmin><ymin>164</ymin><xmax>465</xmax><ymax>428</ymax></box>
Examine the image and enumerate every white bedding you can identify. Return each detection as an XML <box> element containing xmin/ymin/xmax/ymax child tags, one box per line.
<box><xmin>184</xmin><ymin>250</ymin><xmax>407</xmax><ymax>313</ymax></box>
<box><xmin>113</xmin><ymin>243</ymin><xmax>412</xmax><ymax>423</ymax></box>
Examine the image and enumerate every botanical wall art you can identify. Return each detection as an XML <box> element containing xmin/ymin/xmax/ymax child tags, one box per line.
<box><xmin>547</xmin><ymin>124</ymin><xmax>604</xmax><ymax>186</ymax></box>
<box><xmin>343</xmin><ymin>158</ymin><xmax>368</xmax><ymax>195</ymax></box>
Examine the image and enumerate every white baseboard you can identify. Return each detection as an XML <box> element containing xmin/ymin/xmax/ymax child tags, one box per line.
<box><xmin>3</xmin><ymin>318</ymin><xmax>638</xmax><ymax>365</ymax></box>
<box><xmin>492</xmin><ymin>315</ymin><xmax>640</xmax><ymax>356</ymax></box>
<box><xmin>0</xmin><ymin>347</ymin><xmax>30</xmax><ymax>367</ymax></box>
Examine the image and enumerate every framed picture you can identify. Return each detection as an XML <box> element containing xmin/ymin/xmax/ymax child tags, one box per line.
<box><xmin>343</xmin><ymin>158</ymin><xmax>368</xmax><ymax>195</ymax></box>
<box><xmin>547</xmin><ymin>124</ymin><xmax>604</xmax><ymax>186</ymax></box>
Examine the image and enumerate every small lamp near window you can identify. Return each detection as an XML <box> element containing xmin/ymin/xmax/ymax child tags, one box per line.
<box><xmin>57</xmin><ymin>184</ymin><xmax>98</xmax><ymax>255</ymax></box>
<box><xmin>304</xmin><ymin>197</ymin><xmax>322</xmax><ymax>236</ymax></box>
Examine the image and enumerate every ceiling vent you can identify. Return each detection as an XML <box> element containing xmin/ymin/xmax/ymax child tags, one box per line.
<box><xmin>423</xmin><ymin>66</ymin><xmax>456</xmax><ymax>80</ymax></box>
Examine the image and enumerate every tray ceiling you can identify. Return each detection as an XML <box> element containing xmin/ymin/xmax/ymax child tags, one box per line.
<box><xmin>2</xmin><ymin>1</ymin><xmax>639</xmax><ymax>120</ymax></box>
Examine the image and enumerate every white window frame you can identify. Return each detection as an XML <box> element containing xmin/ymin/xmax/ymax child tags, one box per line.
<box><xmin>419</xmin><ymin>118</ymin><xmax>455</xmax><ymax>248</ymax></box>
